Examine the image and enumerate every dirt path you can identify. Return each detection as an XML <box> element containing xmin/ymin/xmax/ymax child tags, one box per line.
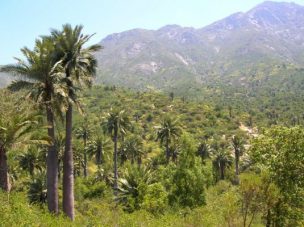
<box><xmin>239</xmin><ymin>123</ymin><xmax>258</xmax><ymax>138</ymax></box>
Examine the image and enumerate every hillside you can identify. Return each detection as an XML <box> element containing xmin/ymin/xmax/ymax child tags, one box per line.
<box><xmin>1</xmin><ymin>85</ymin><xmax>303</xmax><ymax>226</ymax></box>
<box><xmin>1</xmin><ymin>3</ymin><xmax>304</xmax><ymax>226</ymax></box>
<box><xmin>95</xmin><ymin>1</ymin><xmax>304</xmax><ymax>96</ymax></box>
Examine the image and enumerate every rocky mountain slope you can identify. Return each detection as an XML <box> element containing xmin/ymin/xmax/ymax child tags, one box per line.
<box><xmin>95</xmin><ymin>1</ymin><xmax>304</xmax><ymax>93</ymax></box>
<box><xmin>1</xmin><ymin>1</ymin><xmax>304</xmax><ymax>94</ymax></box>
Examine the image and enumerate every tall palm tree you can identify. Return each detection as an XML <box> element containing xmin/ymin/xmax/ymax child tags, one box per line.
<box><xmin>75</xmin><ymin>118</ymin><xmax>91</xmax><ymax>178</ymax></box>
<box><xmin>156</xmin><ymin>116</ymin><xmax>182</xmax><ymax>163</ymax></box>
<box><xmin>51</xmin><ymin>24</ymin><xmax>101</xmax><ymax>220</ymax></box>
<box><xmin>103</xmin><ymin>108</ymin><xmax>131</xmax><ymax>196</ymax></box>
<box><xmin>231</xmin><ymin>135</ymin><xmax>245</xmax><ymax>183</ymax></box>
<box><xmin>0</xmin><ymin>37</ymin><xmax>66</xmax><ymax>214</ymax></box>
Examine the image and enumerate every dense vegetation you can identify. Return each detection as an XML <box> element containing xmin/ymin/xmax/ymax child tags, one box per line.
<box><xmin>0</xmin><ymin>24</ymin><xmax>304</xmax><ymax>226</ymax></box>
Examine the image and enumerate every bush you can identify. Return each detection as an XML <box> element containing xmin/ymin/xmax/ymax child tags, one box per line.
<box><xmin>168</xmin><ymin>134</ymin><xmax>206</xmax><ymax>208</ymax></box>
<box><xmin>75</xmin><ymin>177</ymin><xmax>107</xmax><ymax>201</ymax></box>
<box><xmin>141</xmin><ymin>183</ymin><xmax>168</xmax><ymax>215</ymax></box>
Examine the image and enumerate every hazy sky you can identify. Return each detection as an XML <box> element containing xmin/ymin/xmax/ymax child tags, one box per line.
<box><xmin>1</xmin><ymin>0</ymin><xmax>304</xmax><ymax>64</ymax></box>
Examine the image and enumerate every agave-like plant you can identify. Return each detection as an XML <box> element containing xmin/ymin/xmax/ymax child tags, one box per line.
<box><xmin>117</xmin><ymin>165</ymin><xmax>154</xmax><ymax>212</ymax></box>
<box><xmin>27</xmin><ymin>169</ymin><xmax>47</xmax><ymax>205</ymax></box>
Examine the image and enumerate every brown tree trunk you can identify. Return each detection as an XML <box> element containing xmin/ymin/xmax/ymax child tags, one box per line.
<box><xmin>63</xmin><ymin>103</ymin><xmax>74</xmax><ymax>220</ymax></box>
<box><xmin>46</xmin><ymin>106</ymin><xmax>58</xmax><ymax>214</ymax></box>
<box><xmin>0</xmin><ymin>146</ymin><xmax>10</xmax><ymax>192</ymax></box>
<box><xmin>113</xmin><ymin>130</ymin><xmax>118</xmax><ymax>196</ymax></box>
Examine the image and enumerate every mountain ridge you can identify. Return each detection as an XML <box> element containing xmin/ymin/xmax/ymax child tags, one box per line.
<box><xmin>1</xmin><ymin>1</ymin><xmax>304</xmax><ymax>92</ymax></box>
<box><xmin>94</xmin><ymin>1</ymin><xmax>304</xmax><ymax>95</ymax></box>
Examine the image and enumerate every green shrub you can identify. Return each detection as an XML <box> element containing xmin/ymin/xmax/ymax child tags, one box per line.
<box><xmin>141</xmin><ymin>183</ymin><xmax>168</xmax><ymax>215</ymax></box>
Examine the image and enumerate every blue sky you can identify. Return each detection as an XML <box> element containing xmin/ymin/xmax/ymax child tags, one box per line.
<box><xmin>1</xmin><ymin>0</ymin><xmax>304</xmax><ymax>64</ymax></box>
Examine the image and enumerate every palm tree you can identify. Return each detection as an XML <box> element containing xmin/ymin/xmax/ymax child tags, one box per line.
<box><xmin>18</xmin><ymin>147</ymin><xmax>44</xmax><ymax>176</ymax></box>
<box><xmin>211</xmin><ymin>139</ymin><xmax>233</xmax><ymax>180</ymax></box>
<box><xmin>87</xmin><ymin>134</ymin><xmax>111</xmax><ymax>166</ymax></box>
<box><xmin>73</xmin><ymin>141</ymin><xmax>84</xmax><ymax>177</ymax></box>
<box><xmin>1</xmin><ymin>37</ymin><xmax>66</xmax><ymax>214</ymax></box>
<box><xmin>51</xmin><ymin>24</ymin><xmax>101</xmax><ymax>220</ymax></box>
<box><xmin>231</xmin><ymin>135</ymin><xmax>245</xmax><ymax>183</ymax></box>
<box><xmin>197</xmin><ymin>140</ymin><xmax>210</xmax><ymax>164</ymax></box>
<box><xmin>103</xmin><ymin>108</ymin><xmax>131</xmax><ymax>196</ymax></box>
<box><xmin>28</xmin><ymin>169</ymin><xmax>47</xmax><ymax>205</ymax></box>
<box><xmin>75</xmin><ymin>119</ymin><xmax>91</xmax><ymax>177</ymax></box>
<box><xmin>0</xmin><ymin>110</ymin><xmax>45</xmax><ymax>191</ymax></box>
<box><xmin>121</xmin><ymin>136</ymin><xmax>144</xmax><ymax>167</ymax></box>
<box><xmin>156</xmin><ymin>116</ymin><xmax>182</xmax><ymax>163</ymax></box>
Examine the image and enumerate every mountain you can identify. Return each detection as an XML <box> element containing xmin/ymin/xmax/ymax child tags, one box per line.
<box><xmin>95</xmin><ymin>1</ymin><xmax>304</xmax><ymax>95</ymax></box>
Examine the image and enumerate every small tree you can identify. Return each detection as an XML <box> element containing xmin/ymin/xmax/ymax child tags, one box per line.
<box><xmin>169</xmin><ymin>134</ymin><xmax>206</xmax><ymax>208</ymax></box>
<box><xmin>250</xmin><ymin>126</ymin><xmax>304</xmax><ymax>226</ymax></box>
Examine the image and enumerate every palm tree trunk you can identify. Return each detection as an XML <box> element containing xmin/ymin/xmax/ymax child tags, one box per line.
<box><xmin>46</xmin><ymin>106</ymin><xmax>59</xmax><ymax>214</ymax></box>
<box><xmin>235</xmin><ymin>151</ymin><xmax>240</xmax><ymax>184</ymax></box>
<box><xmin>235</xmin><ymin>151</ymin><xmax>239</xmax><ymax>175</ymax></box>
<box><xmin>220</xmin><ymin>161</ymin><xmax>225</xmax><ymax>180</ymax></box>
<box><xmin>265</xmin><ymin>209</ymin><xmax>271</xmax><ymax>227</ymax></box>
<box><xmin>83</xmin><ymin>136</ymin><xmax>87</xmax><ymax>178</ymax></box>
<box><xmin>58</xmin><ymin>158</ymin><xmax>61</xmax><ymax>179</ymax></box>
<box><xmin>137</xmin><ymin>157</ymin><xmax>142</xmax><ymax>168</ymax></box>
<box><xmin>113</xmin><ymin>130</ymin><xmax>118</xmax><ymax>196</ymax></box>
<box><xmin>96</xmin><ymin>144</ymin><xmax>102</xmax><ymax>165</ymax></box>
<box><xmin>63</xmin><ymin>103</ymin><xmax>74</xmax><ymax>220</ymax></box>
<box><xmin>0</xmin><ymin>146</ymin><xmax>10</xmax><ymax>192</ymax></box>
<box><xmin>166</xmin><ymin>138</ymin><xmax>170</xmax><ymax>163</ymax></box>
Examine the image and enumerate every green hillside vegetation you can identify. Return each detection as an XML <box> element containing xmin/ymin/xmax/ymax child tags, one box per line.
<box><xmin>0</xmin><ymin>23</ymin><xmax>303</xmax><ymax>226</ymax></box>
<box><xmin>1</xmin><ymin>84</ymin><xmax>304</xmax><ymax>226</ymax></box>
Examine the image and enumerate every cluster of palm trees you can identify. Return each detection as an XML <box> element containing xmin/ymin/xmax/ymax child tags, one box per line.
<box><xmin>155</xmin><ymin>116</ymin><xmax>246</xmax><ymax>183</ymax></box>
<box><xmin>1</xmin><ymin>24</ymin><xmax>101</xmax><ymax>220</ymax></box>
